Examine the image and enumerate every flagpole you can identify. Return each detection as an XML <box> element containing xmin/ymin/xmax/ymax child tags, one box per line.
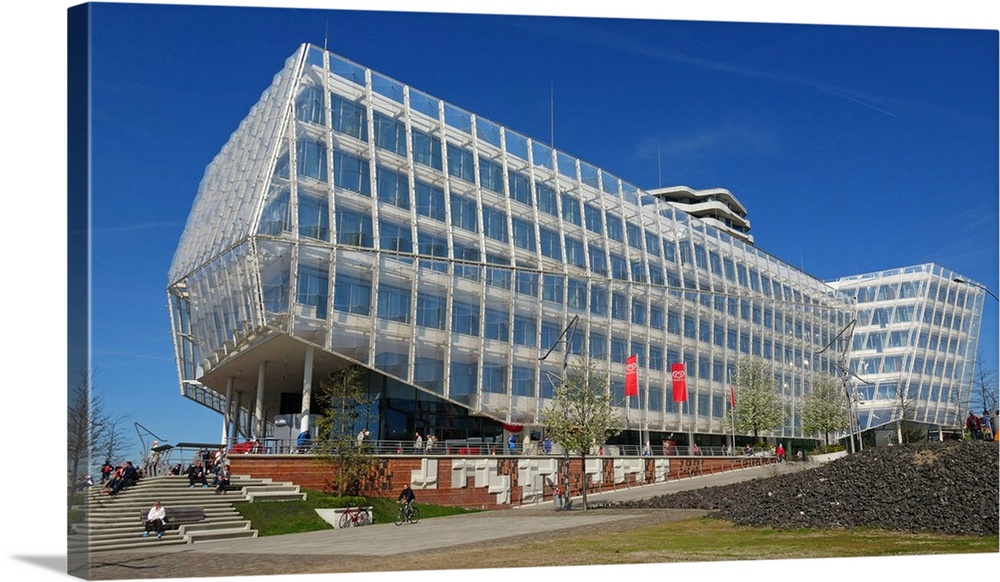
<box><xmin>728</xmin><ymin>368</ymin><xmax>736</xmax><ymax>454</ymax></box>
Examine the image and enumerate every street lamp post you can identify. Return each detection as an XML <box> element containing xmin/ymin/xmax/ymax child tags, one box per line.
<box><xmin>953</xmin><ymin>277</ymin><xmax>999</xmax><ymax>302</ymax></box>
<box><xmin>953</xmin><ymin>277</ymin><xmax>997</xmax><ymax>438</ymax></box>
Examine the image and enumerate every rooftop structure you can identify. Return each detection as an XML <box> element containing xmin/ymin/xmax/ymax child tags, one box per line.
<box><xmin>648</xmin><ymin>185</ymin><xmax>754</xmax><ymax>244</ymax></box>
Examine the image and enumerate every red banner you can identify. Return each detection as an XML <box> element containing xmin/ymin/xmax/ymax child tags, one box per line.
<box><xmin>671</xmin><ymin>363</ymin><xmax>687</xmax><ymax>402</ymax></box>
<box><xmin>729</xmin><ymin>384</ymin><xmax>737</xmax><ymax>409</ymax></box>
<box><xmin>625</xmin><ymin>355</ymin><xmax>638</xmax><ymax>396</ymax></box>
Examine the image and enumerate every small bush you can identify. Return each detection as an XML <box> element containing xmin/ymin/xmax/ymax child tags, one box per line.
<box><xmin>810</xmin><ymin>444</ymin><xmax>846</xmax><ymax>455</ymax></box>
<box><xmin>313</xmin><ymin>495</ymin><xmax>367</xmax><ymax>509</ymax></box>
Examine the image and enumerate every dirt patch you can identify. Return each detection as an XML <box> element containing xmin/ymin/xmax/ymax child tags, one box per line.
<box><xmin>912</xmin><ymin>449</ymin><xmax>938</xmax><ymax>466</ymax></box>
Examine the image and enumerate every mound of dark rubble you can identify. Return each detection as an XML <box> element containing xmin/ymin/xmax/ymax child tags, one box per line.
<box><xmin>616</xmin><ymin>440</ymin><xmax>999</xmax><ymax>536</ymax></box>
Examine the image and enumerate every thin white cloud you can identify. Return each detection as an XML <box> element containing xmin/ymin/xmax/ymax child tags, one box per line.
<box><xmin>91</xmin><ymin>222</ymin><xmax>180</xmax><ymax>235</ymax></box>
<box><xmin>520</xmin><ymin>19</ymin><xmax>905</xmax><ymax>118</ymax></box>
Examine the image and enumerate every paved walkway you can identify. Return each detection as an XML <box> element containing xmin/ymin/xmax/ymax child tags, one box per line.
<box><xmin>114</xmin><ymin>461</ymin><xmax>807</xmax><ymax>557</ymax></box>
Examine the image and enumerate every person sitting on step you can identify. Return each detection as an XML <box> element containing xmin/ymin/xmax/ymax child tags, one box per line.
<box><xmin>215</xmin><ymin>464</ymin><xmax>232</xmax><ymax>495</ymax></box>
<box><xmin>186</xmin><ymin>460</ymin><xmax>209</xmax><ymax>488</ymax></box>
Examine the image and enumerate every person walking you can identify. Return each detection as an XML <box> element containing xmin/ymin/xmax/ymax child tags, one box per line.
<box><xmin>146</xmin><ymin>442</ymin><xmax>161</xmax><ymax>477</ymax></box>
<box><xmin>966</xmin><ymin>410</ymin><xmax>982</xmax><ymax>440</ymax></box>
<box><xmin>413</xmin><ymin>431</ymin><xmax>423</xmax><ymax>453</ymax></box>
<box><xmin>980</xmin><ymin>411</ymin><xmax>994</xmax><ymax>441</ymax></box>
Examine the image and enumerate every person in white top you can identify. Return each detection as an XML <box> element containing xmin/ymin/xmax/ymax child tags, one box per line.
<box><xmin>142</xmin><ymin>501</ymin><xmax>167</xmax><ymax>539</ymax></box>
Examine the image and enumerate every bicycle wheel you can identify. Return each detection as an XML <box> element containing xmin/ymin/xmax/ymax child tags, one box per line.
<box><xmin>393</xmin><ymin>506</ymin><xmax>405</xmax><ymax>526</ymax></box>
<box><xmin>339</xmin><ymin>512</ymin><xmax>351</xmax><ymax>529</ymax></box>
<box><xmin>408</xmin><ymin>506</ymin><xmax>420</xmax><ymax>524</ymax></box>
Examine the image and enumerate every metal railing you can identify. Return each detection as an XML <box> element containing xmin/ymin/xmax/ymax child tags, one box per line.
<box><xmin>217</xmin><ymin>438</ymin><xmax>781</xmax><ymax>459</ymax></box>
<box><xmin>133</xmin><ymin>440</ymin><xmax>789</xmax><ymax>480</ymax></box>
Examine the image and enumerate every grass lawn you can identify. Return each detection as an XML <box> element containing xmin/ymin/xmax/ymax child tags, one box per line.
<box><xmin>546</xmin><ymin>516</ymin><xmax>998</xmax><ymax>564</ymax></box>
<box><xmin>230</xmin><ymin>492</ymin><xmax>995</xmax><ymax>564</ymax></box>
<box><xmin>231</xmin><ymin>489</ymin><xmax>478</xmax><ymax>535</ymax></box>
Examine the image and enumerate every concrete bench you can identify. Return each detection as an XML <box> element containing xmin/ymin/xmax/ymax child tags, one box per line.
<box><xmin>140</xmin><ymin>506</ymin><xmax>206</xmax><ymax>529</ymax></box>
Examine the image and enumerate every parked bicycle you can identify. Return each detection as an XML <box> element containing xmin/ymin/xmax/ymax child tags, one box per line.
<box><xmin>338</xmin><ymin>506</ymin><xmax>371</xmax><ymax>528</ymax></box>
<box><xmin>394</xmin><ymin>502</ymin><xmax>420</xmax><ymax>525</ymax></box>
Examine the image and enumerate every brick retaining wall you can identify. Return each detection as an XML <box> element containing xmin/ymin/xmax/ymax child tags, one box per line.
<box><xmin>228</xmin><ymin>454</ymin><xmax>774</xmax><ymax>510</ymax></box>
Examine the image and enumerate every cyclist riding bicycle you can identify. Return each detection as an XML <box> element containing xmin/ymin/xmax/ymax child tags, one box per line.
<box><xmin>397</xmin><ymin>483</ymin><xmax>416</xmax><ymax>521</ymax></box>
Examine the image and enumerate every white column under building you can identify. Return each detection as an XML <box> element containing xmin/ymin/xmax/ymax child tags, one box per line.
<box><xmin>221</xmin><ymin>376</ymin><xmax>234</xmax><ymax>445</ymax></box>
<box><xmin>254</xmin><ymin>361</ymin><xmax>267</xmax><ymax>438</ymax></box>
<box><xmin>300</xmin><ymin>346</ymin><xmax>314</xmax><ymax>436</ymax></box>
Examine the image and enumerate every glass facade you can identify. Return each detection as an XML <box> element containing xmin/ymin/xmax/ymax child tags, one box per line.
<box><xmin>167</xmin><ymin>44</ymin><xmax>982</xmax><ymax>445</ymax></box>
<box><xmin>830</xmin><ymin>264</ymin><xmax>985</xmax><ymax>432</ymax></box>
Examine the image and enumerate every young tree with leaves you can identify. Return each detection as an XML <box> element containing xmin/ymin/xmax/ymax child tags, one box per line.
<box><xmin>893</xmin><ymin>381</ymin><xmax>921</xmax><ymax>444</ymax></box>
<box><xmin>800</xmin><ymin>372</ymin><xmax>850</xmax><ymax>445</ymax></box>
<box><xmin>310</xmin><ymin>364</ymin><xmax>375</xmax><ymax>496</ymax></box>
<box><xmin>730</xmin><ymin>356</ymin><xmax>783</xmax><ymax>443</ymax></box>
<box><xmin>542</xmin><ymin>358</ymin><xmax>621</xmax><ymax>510</ymax></box>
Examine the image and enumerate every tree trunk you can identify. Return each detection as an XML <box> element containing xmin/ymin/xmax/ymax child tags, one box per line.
<box><xmin>579</xmin><ymin>452</ymin><xmax>587</xmax><ymax>510</ymax></box>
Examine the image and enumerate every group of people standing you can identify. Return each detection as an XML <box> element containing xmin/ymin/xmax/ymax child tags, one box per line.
<box><xmin>966</xmin><ymin>409</ymin><xmax>998</xmax><ymax>441</ymax></box>
<box><xmin>412</xmin><ymin>431</ymin><xmax>438</xmax><ymax>453</ymax></box>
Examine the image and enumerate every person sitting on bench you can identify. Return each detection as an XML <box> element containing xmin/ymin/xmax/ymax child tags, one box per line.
<box><xmin>142</xmin><ymin>501</ymin><xmax>167</xmax><ymax>539</ymax></box>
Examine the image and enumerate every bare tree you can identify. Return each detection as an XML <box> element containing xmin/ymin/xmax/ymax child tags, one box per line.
<box><xmin>542</xmin><ymin>358</ymin><xmax>621</xmax><ymax>510</ymax></box>
<box><xmin>730</xmin><ymin>356</ymin><xmax>783</xmax><ymax>442</ymax></box>
<box><xmin>311</xmin><ymin>365</ymin><xmax>375</xmax><ymax>496</ymax></box>
<box><xmin>67</xmin><ymin>369</ymin><xmax>110</xmax><ymax>496</ymax></box>
<box><xmin>801</xmin><ymin>372</ymin><xmax>850</xmax><ymax>445</ymax></box>
<box><xmin>969</xmin><ymin>350</ymin><xmax>998</xmax><ymax>416</ymax></box>
<box><xmin>96</xmin><ymin>415</ymin><xmax>133</xmax><ymax>468</ymax></box>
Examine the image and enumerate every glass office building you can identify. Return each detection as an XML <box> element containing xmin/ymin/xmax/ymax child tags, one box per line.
<box><xmin>829</xmin><ymin>265</ymin><xmax>985</xmax><ymax>440</ymax></box>
<box><xmin>167</xmin><ymin>44</ymin><xmax>981</xmax><ymax>446</ymax></box>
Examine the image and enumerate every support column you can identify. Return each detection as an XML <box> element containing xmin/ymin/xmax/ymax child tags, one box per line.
<box><xmin>254</xmin><ymin>361</ymin><xmax>267</xmax><ymax>438</ymax></box>
<box><xmin>221</xmin><ymin>377</ymin><xmax>234</xmax><ymax>446</ymax></box>
<box><xmin>300</xmin><ymin>346</ymin><xmax>314</xmax><ymax>436</ymax></box>
<box><xmin>232</xmin><ymin>390</ymin><xmax>242</xmax><ymax>440</ymax></box>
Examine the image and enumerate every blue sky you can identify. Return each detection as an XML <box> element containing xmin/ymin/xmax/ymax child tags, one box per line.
<box><xmin>81</xmin><ymin>2</ymin><xmax>998</xmax><ymax>453</ymax></box>
<box><xmin>6</xmin><ymin>2</ymin><xmax>999</xmax><ymax>579</ymax></box>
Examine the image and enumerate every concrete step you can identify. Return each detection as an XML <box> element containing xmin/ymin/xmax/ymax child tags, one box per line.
<box><xmin>73</xmin><ymin>532</ymin><xmax>189</xmax><ymax>553</ymax></box>
<box><xmin>81</xmin><ymin>516</ymin><xmax>248</xmax><ymax>538</ymax></box>
<box><xmin>82</xmin><ymin>519</ymin><xmax>258</xmax><ymax>552</ymax></box>
<box><xmin>243</xmin><ymin>491</ymin><xmax>308</xmax><ymax>502</ymax></box>
<box><xmin>78</xmin><ymin>472</ymin><xmax>301</xmax><ymax>552</ymax></box>
<box><xmin>179</xmin><ymin>520</ymin><xmax>252</xmax><ymax>534</ymax></box>
<box><xmin>187</xmin><ymin>527</ymin><xmax>259</xmax><ymax>543</ymax></box>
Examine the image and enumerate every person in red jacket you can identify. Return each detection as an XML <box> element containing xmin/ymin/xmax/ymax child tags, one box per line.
<box><xmin>966</xmin><ymin>411</ymin><xmax>982</xmax><ymax>440</ymax></box>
